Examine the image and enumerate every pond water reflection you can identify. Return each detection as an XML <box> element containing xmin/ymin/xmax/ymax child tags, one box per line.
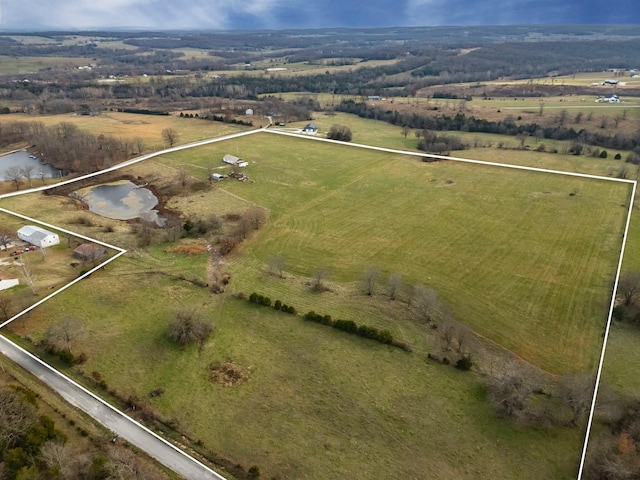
<box><xmin>0</xmin><ymin>150</ymin><xmax>64</xmax><ymax>179</ymax></box>
<box><xmin>72</xmin><ymin>181</ymin><xmax>165</xmax><ymax>225</ymax></box>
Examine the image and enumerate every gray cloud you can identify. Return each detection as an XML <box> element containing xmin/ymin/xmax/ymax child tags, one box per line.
<box><xmin>2</xmin><ymin>0</ymin><xmax>639</xmax><ymax>30</ymax></box>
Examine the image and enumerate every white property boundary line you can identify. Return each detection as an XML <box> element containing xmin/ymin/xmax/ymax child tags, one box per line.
<box><xmin>0</xmin><ymin>126</ymin><xmax>636</xmax><ymax>479</ymax></box>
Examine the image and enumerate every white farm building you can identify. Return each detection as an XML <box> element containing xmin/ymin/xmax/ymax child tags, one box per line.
<box><xmin>223</xmin><ymin>154</ymin><xmax>249</xmax><ymax>168</ymax></box>
<box><xmin>17</xmin><ymin>225</ymin><xmax>60</xmax><ymax>248</ymax></box>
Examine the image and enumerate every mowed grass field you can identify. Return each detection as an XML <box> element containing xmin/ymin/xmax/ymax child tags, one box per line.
<box><xmin>12</xmin><ymin>258</ymin><xmax>584</xmax><ymax>480</ymax></box>
<box><xmin>162</xmin><ymin>131</ymin><xmax>630</xmax><ymax>375</ymax></box>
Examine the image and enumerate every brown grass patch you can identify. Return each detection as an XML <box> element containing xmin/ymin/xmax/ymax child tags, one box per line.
<box><xmin>209</xmin><ymin>360</ymin><xmax>249</xmax><ymax>387</ymax></box>
<box><xmin>164</xmin><ymin>243</ymin><xmax>208</xmax><ymax>256</ymax></box>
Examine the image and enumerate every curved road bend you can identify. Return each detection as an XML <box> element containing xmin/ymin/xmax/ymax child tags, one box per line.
<box><xmin>0</xmin><ymin>335</ymin><xmax>227</xmax><ymax>480</ymax></box>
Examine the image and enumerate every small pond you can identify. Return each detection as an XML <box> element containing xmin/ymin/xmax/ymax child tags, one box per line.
<box><xmin>0</xmin><ymin>150</ymin><xmax>64</xmax><ymax>179</ymax></box>
<box><xmin>72</xmin><ymin>181</ymin><xmax>166</xmax><ymax>226</ymax></box>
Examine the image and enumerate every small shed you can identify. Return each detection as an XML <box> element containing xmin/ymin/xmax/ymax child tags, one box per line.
<box><xmin>223</xmin><ymin>154</ymin><xmax>249</xmax><ymax>168</ymax></box>
<box><xmin>73</xmin><ymin>243</ymin><xmax>106</xmax><ymax>262</ymax></box>
<box><xmin>212</xmin><ymin>173</ymin><xmax>226</xmax><ymax>181</ymax></box>
<box><xmin>17</xmin><ymin>225</ymin><xmax>59</xmax><ymax>248</ymax></box>
<box><xmin>245</xmin><ymin>108</ymin><xmax>254</xmax><ymax>115</ymax></box>
<box><xmin>0</xmin><ymin>271</ymin><xmax>19</xmax><ymax>291</ymax></box>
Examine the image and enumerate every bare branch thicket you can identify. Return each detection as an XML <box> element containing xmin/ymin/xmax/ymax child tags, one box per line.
<box><xmin>618</xmin><ymin>271</ymin><xmax>640</xmax><ymax>306</ymax></box>
<box><xmin>362</xmin><ymin>265</ymin><xmax>381</xmax><ymax>296</ymax></box>
<box><xmin>268</xmin><ymin>256</ymin><xmax>286</xmax><ymax>278</ymax></box>
<box><xmin>413</xmin><ymin>284</ymin><xmax>440</xmax><ymax>323</ymax></box>
<box><xmin>43</xmin><ymin>317</ymin><xmax>85</xmax><ymax>354</ymax></box>
<box><xmin>312</xmin><ymin>267</ymin><xmax>329</xmax><ymax>292</ymax></box>
<box><xmin>168</xmin><ymin>308</ymin><xmax>214</xmax><ymax>351</ymax></box>
<box><xmin>387</xmin><ymin>273</ymin><xmax>403</xmax><ymax>301</ymax></box>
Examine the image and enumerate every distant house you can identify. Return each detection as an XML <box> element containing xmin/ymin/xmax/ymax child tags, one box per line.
<box><xmin>0</xmin><ymin>271</ymin><xmax>19</xmax><ymax>291</ymax></box>
<box><xmin>223</xmin><ymin>154</ymin><xmax>249</xmax><ymax>168</ymax></box>
<box><xmin>73</xmin><ymin>243</ymin><xmax>106</xmax><ymax>262</ymax></box>
<box><xmin>302</xmin><ymin>123</ymin><xmax>318</xmax><ymax>134</ymax></box>
<box><xmin>602</xmin><ymin>79</ymin><xmax>619</xmax><ymax>85</ymax></box>
<box><xmin>245</xmin><ymin>108</ymin><xmax>254</xmax><ymax>116</ymax></box>
<box><xmin>17</xmin><ymin>225</ymin><xmax>59</xmax><ymax>248</ymax></box>
<box><xmin>367</xmin><ymin>95</ymin><xmax>381</xmax><ymax>101</ymax></box>
<box><xmin>604</xmin><ymin>95</ymin><xmax>621</xmax><ymax>103</ymax></box>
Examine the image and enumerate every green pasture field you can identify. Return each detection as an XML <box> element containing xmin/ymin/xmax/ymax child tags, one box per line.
<box><xmin>10</xmin><ymin>254</ymin><xmax>582</xmax><ymax>480</ymax></box>
<box><xmin>0</xmin><ymin>55</ymin><xmax>90</xmax><ymax>75</ymax></box>
<box><xmin>600</xmin><ymin>322</ymin><xmax>640</xmax><ymax>397</ymax></box>
<box><xmin>0</xmin><ymin>123</ymin><xmax>631</xmax><ymax>478</ymax></box>
<box><xmin>160</xmin><ymin>132</ymin><xmax>630</xmax><ymax>374</ymax></box>
<box><xmin>277</xmin><ymin>113</ymin><xmax>637</xmax><ymax>178</ymax></box>
<box><xmin>468</xmin><ymin>98</ymin><xmax>640</xmax><ymax>120</ymax></box>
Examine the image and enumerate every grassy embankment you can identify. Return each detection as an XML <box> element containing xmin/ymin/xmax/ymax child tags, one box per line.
<box><xmin>1</xmin><ymin>124</ymin><xmax>630</xmax><ymax>478</ymax></box>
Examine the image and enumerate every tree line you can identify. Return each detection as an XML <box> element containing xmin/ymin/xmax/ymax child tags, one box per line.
<box><xmin>336</xmin><ymin>100</ymin><xmax>640</xmax><ymax>154</ymax></box>
<box><xmin>0</xmin><ymin>121</ymin><xmax>132</xmax><ymax>177</ymax></box>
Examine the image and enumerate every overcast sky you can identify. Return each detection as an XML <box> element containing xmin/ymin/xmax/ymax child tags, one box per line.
<box><xmin>2</xmin><ymin>0</ymin><xmax>639</xmax><ymax>30</ymax></box>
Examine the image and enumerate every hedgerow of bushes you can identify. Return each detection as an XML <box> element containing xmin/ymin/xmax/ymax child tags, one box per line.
<box><xmin>246</xmin><ymin>293</ymin><xmax>410</xmax><ymax>350</ymax></box>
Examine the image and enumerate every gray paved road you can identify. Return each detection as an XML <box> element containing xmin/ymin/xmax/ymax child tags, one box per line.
<box><xmin>0</xmin><ymin>335</ymin><xmax>227</xmax><ymax>480</ymax></box>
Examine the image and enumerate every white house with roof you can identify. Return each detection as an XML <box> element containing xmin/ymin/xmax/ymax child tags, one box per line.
<box><xmin>302</xmin><ymin>123</ymin><xmax>318</xmax><ymax>134</ymax></box>
<box><xmin>17</xmin><ymin>225</ymin><xmax>60</xmax><ymax>248</ymax></box>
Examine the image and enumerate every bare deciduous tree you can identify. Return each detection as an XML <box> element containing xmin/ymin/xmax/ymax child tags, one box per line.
<box><xmin>268</xmin><ymin>256</ymin><xmax>286</xmax><ymax>278</ymax></box>
<box><xmin>43</xmin><ymin>317</ymin><xmax>84</xmax><ymax>354</ymax></box>
<box><xmin>0</xmin><ymin>293</ymin><xmax>13</xmax><ymax>321</ymax></box>
<box><xmin>387</xmin><ymin>273</ymin><xmax>403</xmax><ymax>301</ymax></box>
<box><xmin>312</xmin><ymin>267</ymin><xmax>329</xmax><ymax>292</ymax></box>
<box><xmin>362</xmin><ymin>265</ymin><xmax>381</xmax><ymax>296</ymax></box>
<box><xmin>245</xmin><ymin>206</ymin><xmax>267</xmax><ymax>230</ymax></box>
<box><xmin>17</xmin><ymin>254</ymin><xmax>37</xmax><ymax>295</ymax></box>
<box><xmin>0</xmin><ymin>388</ymin><xmax>39</xmax><ymax>455</ymax></box>
<box><xmin>4</xmin><ymin>166</ymin><xmax>23</xmax><ymax>191</ymax></box>
<box><xmin>413</xmin><ymin>284</ymin><xmax>440</xmax><ymax>323</ymax></box>
<box><xmin>439</xmin><ymin>316</ymin><xmax>456</xmax><ymax>350</ymax></box>
<box><xmin>0</xmin><ymin>226</ymin><xmax>12</xmax><ymax>251</ymax></box>
<box><xmin>134</xmin><ymin>137</ymin><xmax>145</xmax><ymax>155</ymax></box>
<box><xmin>557</xmin><ymin>374</ymin><xmax>596</xmax><ymax>426</ymax></box>
<box><xmin>487</xmin><ymin>369</ymin><xmax>536</xmax><ymax>421</ymax></box>
<box><xmin>168</xmin><ymin>308</ymin><xmax>213</xmax><ymax>351</ymax></box>
<box><xmin>161</xmin><ymin>127</ymin><xmax>179</xmax><ymax>148</ymax></box>
<box><xmin>20</xmin><ymin>165</ymin><xmax>35</xmax><ymax>188</ymax></box>
<box><xmin>40</xmin><ymin>440</ymin><xmax>73</xmax><ymax>476</ymax></box>
<box><xmin>618</xmin><ymin>271</ymin><xmax>640</xmax><ymax>306</ymax></box>
<box><xmin>176</xmin><ymin>167</ymin><xmax>189</xmax><ymax>188</ymax></box>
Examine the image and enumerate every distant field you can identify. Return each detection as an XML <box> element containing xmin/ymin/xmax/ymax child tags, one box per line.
<box><xmin>484</xmin><ymin>71</ymin><xmax>640</xmax><ymax>88</ymax></box>
<box><xmin>0</xmin><ymin>112</ymin><xmax>250</xmax><ymax>148</ymax></box>
<box><xmin>0</xmin><ymin>55</ymin><xmax>90</xmax><ymax>75</ymax></box>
